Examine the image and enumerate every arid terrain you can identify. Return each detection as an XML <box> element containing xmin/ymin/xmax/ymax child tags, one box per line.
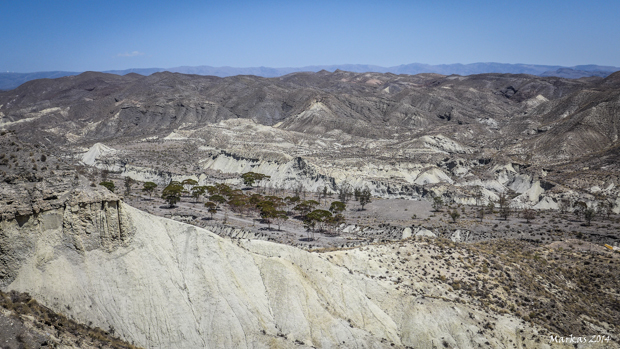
<box><xmin>1</xmin><ymin>70</ymin><xmax>620</xmax><ymax>348</ymax></box>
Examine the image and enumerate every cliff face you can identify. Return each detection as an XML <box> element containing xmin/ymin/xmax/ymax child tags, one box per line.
<box><xmin>1</xmin><ymin>201</ymin><xmax>585</xmax><ymax>349</ymax></box>
<box><xmin>0</xmin><ymin>190</ymin><xmax>132</xmax><ymax>287</ymax></box>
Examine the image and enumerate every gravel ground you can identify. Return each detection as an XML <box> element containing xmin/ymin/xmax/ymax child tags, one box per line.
<box><xmin>123</xmin><ymin>186</ymin><xmax>620</xmax><ymax>250</ymax></box>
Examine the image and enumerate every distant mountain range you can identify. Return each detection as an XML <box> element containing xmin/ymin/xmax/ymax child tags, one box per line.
<box><xmin>1</xmin><ymin>62</ymin><xmax>618</xmax><ymax>90</ymax></box>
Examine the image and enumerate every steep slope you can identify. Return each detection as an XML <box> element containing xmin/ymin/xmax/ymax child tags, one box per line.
<box><xmin>1</xmin><ymin>202</ymin><xmax>585</xmax><ymax>349</ymax></box>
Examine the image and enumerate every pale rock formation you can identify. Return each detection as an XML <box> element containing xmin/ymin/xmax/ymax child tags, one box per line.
<box><xmin>534</xmin><ymin>196</ymin><xmax>559</xmax><ymax>210</ymax></box>
<box><xmin>414</xmin><ymin>228</ymin><xmax>436</xmax><ymax>238</ymax></box>
<box><xmin>413</xmin><ymin>168</ymin><xmax>453</xmax><ymax>185</ymax></box>
<box><xmin>515</xmin><ymin>181</ymin><xmax>545</xmax><ymax>206</ymax></box>
<box><xmin>0</xmin><ymin>201</ymin><xmax>581</xmax><ymax>348</ymax></box>
<box><xmin>401</xmin><ymin>227</ymin><xmax>412</xmax><ymax>239</ymax></box>
<box><xmin>419</xmin><ymin>135</ymin><xmax>474</xmax><ymax>154</ymax></box>
<box><xmin>451</xmin><ymin>229</ymin><xmax>462</xmax><ymax>242</ymax></box>
<box><xmin>81</xmin><ymin>143</ymin><xmax>117</xmax><ymax>165</ymax></box>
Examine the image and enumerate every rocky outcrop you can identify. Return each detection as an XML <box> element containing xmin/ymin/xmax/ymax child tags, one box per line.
<box><xmin>0</xmin><ymin>188</ymin><xmax>132</xmax><ymax>287</ymax></box>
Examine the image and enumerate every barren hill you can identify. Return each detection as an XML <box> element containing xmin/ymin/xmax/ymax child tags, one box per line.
<box><xmin>2</xmin><ymin>70</ymin><xmax>620</xmax><ymax>348</ymax></box>
<box><xmin>2</xmin><ymin>70</ymin><xmax>619</xmax><ymax>159</ymax></box>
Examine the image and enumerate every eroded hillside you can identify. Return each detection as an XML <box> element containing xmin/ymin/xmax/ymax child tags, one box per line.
<box><xmin>1</xmin><ymin>70</ymin><xmax>620</xmax><ymax>348</ymax></box>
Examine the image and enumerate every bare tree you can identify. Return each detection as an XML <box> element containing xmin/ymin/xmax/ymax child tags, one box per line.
<box><xmin>477</xmin><ymin>208</ymin><xmax>485</xmax><ymax>222</ymax></box>
<box><xmin>359</xmin><ymin>187</ymin><xmax>372</xmax><ymax>210</ymax></box>
<box><xmin>523</xmin><ymin>209</ymin><xmax>536</xmax><ymax>223</ymax></box>
<box><xmin>337</xmin><ymin>182</ymin><xmax>353</xmax><ymax>204</ymax></box>
<box><xmin>498</xmin><ymin>193</ymin><xmax>510</xmax><ymax>220</ymax></box>
<box><xmin>473</xmin><ymin>185</ymin><xmax>483</xmax><ymax>207</ymax></box>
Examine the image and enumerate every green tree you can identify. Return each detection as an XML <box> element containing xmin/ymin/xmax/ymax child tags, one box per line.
<box><xmin>303</xmin><ymin>219</ymin><xmax>316</xmax><ymax>240</ymax></box>
<box><xmin>205</xmin><ymin>201</ymin><xmax>217</xmax><ymax>220</ymax></box>
<box><xmin>450</xmin><ymin>209</ymin><xmax>460</xmax><ymax>223</ymax></box>
<box><xmin>142</xmin><ymin>182</ymin><xmax>157</xmax><ymax>197</ymax></box>
<box><xmin>285</xmin><ymin>196</ymin><xmax>300</xmax><ymax>212</ymax></box>
<box><xmin>241</xmin><ymin>172</ymin><xmax>270</xmax><ymax>187</ymax></box>
<box><xmin>191</xmin><ymin>186</ymin><xmax>207</xmax><ymax>202</ymax></box>
<box><xmin>247</xmin><ymin>193</ymin><xmax>264</xmax><ymax>218</ymax></box>
<box><xmin>228</xmin><ymin>194</ymin><xmax>249</xmax><ymax>214</ymax></box>
<box><xmin>265</xmin><ymin>195</ymin><xmax>285</xmax><ymax>209</ymax></box>
<box><xmin>274</xmin><ymin>211</ymin><xmax>288</xmax><ymax>231</ymax></box>
<box><xmin>306</xmin><ymin>209</ymin><xmax>333</xmax><ymax>239</ymax></box>
<box><xmin>181</xmin><ymin>179</ymin><xmax>198</xmax><ymax>193</ymax></box>
<box><xmin>294</xmin><ymin>200</ymin><xmax>319</xmax><ymax>218</ymax></box>
<box><xmin>257</xmin><ymin>200</ymin><xmax>277</xmax><ymax>229</ymax></box>
<box><xmin>205</xmin><ymin>185</ymin><xmax>218</xmax><ymax>196</ymax></box>
<box><xmin>329</xmin><ymin>201</ymin><xmax>346</xmax><ymax>215</ymax></box>
<box><xmin>215</xmin><ymin>183</ymin><xmax>233</xmax><ymax>197</ymax></box>
<box><xmin>99</xmin><ymin>181</ymin><xmax>115</xmax><ymax>193</ymax></box>
<box><xmin>249</xmin><ymin>193</ymin><xmax>264</xmax><ymax>205</ymax></box>
<box><xmin>326</xmin><ymin>213</ymin><xmax>345</xmax><ymax>234</ymax></box>
<box><xmin>210</xmin><ymin>194</ymin><xmax>226</xmax><ymax>207</ymax></box>
<box><xmin>162</xmin><ymin>181</ymin><xmax>184</xmax><ymax>207</ymax></box>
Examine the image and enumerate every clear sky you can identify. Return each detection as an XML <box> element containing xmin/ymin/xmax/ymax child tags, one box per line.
<box><xmin>1</xmin><ymin>0</ymin><xmax>619</xmax><ymax>72</ymax></box>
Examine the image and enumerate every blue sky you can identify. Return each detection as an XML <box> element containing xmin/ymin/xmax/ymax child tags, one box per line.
<box><xmin>1</xmin><ymin>0</ymin><xmax>619</xmax><ymax>72</ymax></box>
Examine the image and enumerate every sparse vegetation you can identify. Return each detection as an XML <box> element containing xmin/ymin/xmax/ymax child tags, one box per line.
<box><xmin>449</xmin><ymin>209</ymin><xmax>460</xmax><ymax>223</ymax></box>
<box><xmin>432</xmin><ymin>196</ymin><xmax>444</xmax><ymax>212</ymax></box>
<box><xmin>0</xmin><ymin>290</ymin><xmax>142</xmax><ymax>349</ymax></box>
<box><xmin>99</xmin><ymin>181</ymin><xmax>115</xmax><ymax>193</ymax></box>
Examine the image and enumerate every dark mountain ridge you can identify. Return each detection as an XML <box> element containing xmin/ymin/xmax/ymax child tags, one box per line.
<box><xmin>1</xmin><ymin>70</ymin><xmax>619</xmax><ymax>166</ymax></box>
<box><xmin>2</xmin><ymin>62</ymin><xmax>618</xmax><ymax>90</ymax></box>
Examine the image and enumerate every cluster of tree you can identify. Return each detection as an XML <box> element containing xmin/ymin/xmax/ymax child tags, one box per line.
<box><xmin>337</xmin><ymin>182</ymin><xmax>372</xmax><ymax>210</ymax></box>
<box><xmin>573</xmin><ymin>201</ymin><xmax>598</xmax><ymax>226</ymax></box>
<box><xmin>129</xmin><ymin>172</ymin><xmax>378</xmax><ymax>237</ymax></box>
<box><xmin>353</xmin><ymin>187</ymin><xmax>372</xmax><ymax>210</ymax></box>
<box><xmin>158</xmin><ymin>178</ymin><xmax>212</xmax><ymax>207</ymax></box>
<box><xmin>301</xmin><ymin>201</ymin><xmax>346</xmax><ymax>240</ymax></box>
<box><xmin>559</xmin><ymin>197</ymin><xmax>614</xmax><ymax>225</ymax></box>
<box><xmin>197</xmin><ymin>181</ymin><xmax>348</xmax><ymax>236</ymax></box>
